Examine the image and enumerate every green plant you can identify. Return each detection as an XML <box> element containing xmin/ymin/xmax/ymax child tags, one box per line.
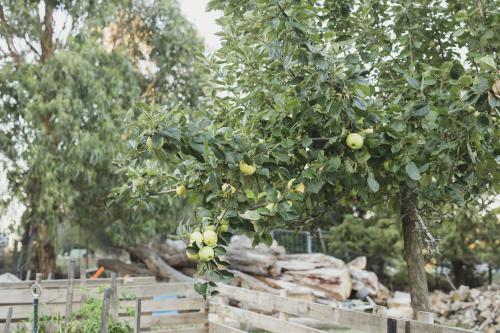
<box><xmin>14</xmin><ymin>296</ymin><xmax>132</xmax><ymax>333</ymax></box>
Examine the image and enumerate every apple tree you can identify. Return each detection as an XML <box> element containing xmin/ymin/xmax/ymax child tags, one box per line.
<box><xmin>120</xmin><ymin>0</ymin><xmax>498</xmax><ymax>313</ymax></box>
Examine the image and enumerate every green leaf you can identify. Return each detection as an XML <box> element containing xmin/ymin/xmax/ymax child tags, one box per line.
<box><xmin>405</xmin><ymin>162</ymin><xmax>421</xmax><ymax>181</ymax></box>
<box><xmin>477</xmin><ymin>56</ymin><xmax>496</xmax><ymax>70</ymax></box>
<box><xmin>239</xmin><ymin>210</ymin><xmax>261</xmax><ymax>221</ymax></box>
<box><xmin>324</xmin><ymin>156</ymin><xmax>341</xmax><ymax>171</ymax></box>
<box><xmin>367</xmin><ymin>172</ymin><xmax>379</xmax><ymax>193</ymax></box>
<box><xmin>162</xmin><ymin>127</ymin><xmax>181</xmax><ymax>141</ymax></box>
<box><xmin>307</xmin><ymin>179</ymin><xmax>325</xmax><ymax>193</ymax></box>
<box><xmin>412</xmin><ymin>103</ymin><xmax>430</xmax><ymax>117</ymax></box>
<box><xmin>405</xmin><ymin>74</ymin><xmax>420</xmax><ymax>90</ymax></box>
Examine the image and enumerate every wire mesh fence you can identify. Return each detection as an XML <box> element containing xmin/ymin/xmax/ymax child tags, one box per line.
<box><xmin>271</xmin><ymin>228</ymin><xmax>330</xmax><ymax>254</ymax></box>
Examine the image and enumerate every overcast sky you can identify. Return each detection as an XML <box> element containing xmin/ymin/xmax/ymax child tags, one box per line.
<box><xmin>179</xmin><ymin>0</ymin><xmax>221</xmax><ymax>52</ymax></box>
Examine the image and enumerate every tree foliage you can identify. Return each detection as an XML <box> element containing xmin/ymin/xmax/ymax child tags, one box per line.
<box><xmin>0</xmin><ymin>0</ymin><xmax>205</xmax><ymax>273</ymax></box>
<box><xmin>120</xmin><ymin>0</ymin><xmax>498</xmax><ymax>307</ymax></box>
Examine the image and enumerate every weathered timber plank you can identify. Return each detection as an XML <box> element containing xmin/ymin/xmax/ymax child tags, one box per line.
<box><xmin>148</xmin><ymin>328</ymin><xmax>208</xmax><ymax>333</ymax></box>
<box><xmin>140</xmin><ymin>312</ymin><xmax>208</xmax><ymax>328</ymax></box>
<box><xmin>0</xmin><ymin>283</ymin><xmax>198</xmax><ymax>304</ymax></box>
<box><xmin>141</xmin><ymin>299</ymin><xmax>207</xmax><ymax>312</ymax></box>
<box><xmin>0</xmin><ymin>276</ymin><xmax>156</xmax><ymax>289</ymax></box>
<box><xmin>211</xmin><ymin>302</ymin><xmax>324</xmax><ymax>333</ymax></box>
<box><xmin>208</xmin><ymin>322</ymin><xmax>245</xmax><ymax>333</ymax></box>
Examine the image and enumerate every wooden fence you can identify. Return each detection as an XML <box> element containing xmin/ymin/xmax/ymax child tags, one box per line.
<box><xmin>0</xmin><ymin>279</ymin><xmax>478</xmax><ymax>333</ymax></box>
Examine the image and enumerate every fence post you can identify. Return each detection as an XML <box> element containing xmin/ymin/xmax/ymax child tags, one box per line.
<box><xmin>416</xmin><ymin>311</ymin><xmax>434</xmax><ymax>323</ymax></box>
<box><xmin>25</xmin><ymin>269</ymin><xmax>31</xmax><ymax>281</ymax></box>
<box><xmin>4</xmin><ymin>307</ymin><xmax>13</xmax><ymax>333</ymax></box>
<box><xmin>100</xmin><ymin>288</ymin><xmax>112</xmax><ymax>333</ymax></box>
<box><xmin>64</xmin><ymin>259</ymin><xmax>76</xmax><ymax>327</ymax></box>
<box><xmin>134</xmin><ymin>298</ymin><xmax>142</xmax><ymax>333</ymax></box>
<box><xmin>80</xmin><ymin>259</ymin><xmax>88</xmax><ymax>303</ymax></box>
<box><xmin>373</xmin><ymin>304</ymin><xmax>387</xmax><ymax>317</ymax></box>
<box><xmin>306</xmin><ymin>232</ymin><xmax>312</xmax><ymax>254</ymax></box>
<box><xmin>47</xmin><ymin>272</ymin><xmax>53</xmax><ymax>280</ymax></box>
<box><xmin>111</xmin><ymin>272</ymin><xmax>119</xmax><ymax>321</ymax></box>
<box><xmin>239</xmin><ymin>282</ymin><xmax>249</xmax><ymax>330</ymax></box>
<box><xmin>279</xmin><ymin>289</ymin><xmax>289</xmax><ymax>321</ymax></box>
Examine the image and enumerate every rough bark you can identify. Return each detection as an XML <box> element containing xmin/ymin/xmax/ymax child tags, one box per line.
<box><xmin>128</xmin><ymin>245</ymin><xmax>193</xmax><ymax>282</ymax></box>
<box><xmin>97</xmin><ymin>259</ymin><xmax>151</xmax><ymax>276</ymax></box>
<box><xmin>35</xmin><ymin>224</ymin><xmax>56</xmax><ymax>276</ymax></box>
<box><xmin>41</xmin><ymin>0</ymin><xmax>54</xmax><ymax>63</ymax></box>
<box><xmin>400</xmin><ymin>186</ymin><xmax>431</xmax><ymax>316</ymax></box>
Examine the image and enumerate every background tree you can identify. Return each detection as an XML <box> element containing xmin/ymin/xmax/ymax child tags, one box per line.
<box><xmin>0</xmin><ymin>0</ymin><xmax>205</xmax><ymax>275</ymax></box>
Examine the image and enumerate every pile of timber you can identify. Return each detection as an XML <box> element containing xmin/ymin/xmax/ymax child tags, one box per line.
<box><xmin>431</xmin><ymin>285</ymin><xmax>500</xmax><ymax>332</ymax></box>
<box><xmin>99</xmin><ymin>235</ymin><xmax>389</xmax><ymax>305</ymax></box>
<box><xmin>224</xmin><ymin>235</ymin><xmax>390</xmax><ymax>304</ymax></box>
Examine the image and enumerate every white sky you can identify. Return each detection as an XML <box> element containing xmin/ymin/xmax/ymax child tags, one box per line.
<box><xmin>179</xmin><ymin>0</ymin><xmax>221</xmax><ymax>52</ymax></box>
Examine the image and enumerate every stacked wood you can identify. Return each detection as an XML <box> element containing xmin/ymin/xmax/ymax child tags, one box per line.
<box><xmin>430</xmin><ymin>284</ymin><xmax>499</xmax><ymax>332</ymax></box>
<box><xmin>111</xmin><ymin>235</ymin><xmax>388</xmax><ymax>305</ymax></box>
<box><xmin>224</xmin><ymin>235</ymin><xmax>284</xmax><ymax>277</ymax></box>
<box><xmin>96</xmin><ymin>259</ymin><xmax>151</xmax><ymax>276</ymax></box>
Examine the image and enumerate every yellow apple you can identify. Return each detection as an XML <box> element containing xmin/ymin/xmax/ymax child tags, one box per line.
<box><xmin>199</xmin><ymin>246</ymin><xmax>215</xmax><ymax>262</ymax></box>
<box><xmin>239</xmin><ymin>160</ymin><xmax>256</xmax><ymax>176</ymax></box>
<box><xmin>203</xmin><ymin>229</ymin><xmax>218</xmax><ymax>247</ymax></box>
<box><xmin>222</xmin><ymin>183</ymin><xmax>236</xmax><ymax>197</ymax></box>
<box><xmin>346</xmin><ymin>133</ymin><xmax>364</xmax><ymax>149</ymax></box>
<box><xmin>186</xmin><ymin>249</ymin><xmax>199</xmax><ymax>260</ymax></box>
<box><xmin>189</xmin><ymin>231</ymin><xmax>203</xmax><ymax>244</ymax></box>
<box><xmin>176</xmin><ymin>185</ymin><xmax>187</xmax><ymax>196</ymax></box>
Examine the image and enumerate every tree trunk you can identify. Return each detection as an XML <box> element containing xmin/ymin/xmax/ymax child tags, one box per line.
<box><xmin>40</xmin><ymin>0</ymin><xmax>54</xmax><ymax>63</ymax></box>
<box><xmin>451</xmin><ymin>259</ymin><xmax>465</xmax><ymax>287</ymax></box>
<box><xmin>400</xmin><ymin>187</ymin><xmax>430</xmax><ymax>316</ymax></box>
<box><xmin>35</xmin><ymin>224</ymin><xmax>56</xmax><ymax>276</ymax></box>
<box><xmin>97</xmin><ymin>259</ymin><xmax>151</xmax><ymax>276</ymax></box>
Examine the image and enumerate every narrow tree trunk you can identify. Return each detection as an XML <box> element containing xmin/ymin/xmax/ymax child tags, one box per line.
<box><xmin>451</xmin><ymin>259</ymin><xmax>465</xmax><ymax>287</ymax></box>
<box><xmin>400</xmin><ymin>187</ymin><xmax>430</xmax><ymax>316</ymax></box>
<box><xmin>35</xmin><ymin>224</ymin><xmax>56</xmax><ymax>276</ymax></box>
<box><xmin>40</xmin><ymin>0</ymin><xmax>54</xmax><ymax>63</ymax></box>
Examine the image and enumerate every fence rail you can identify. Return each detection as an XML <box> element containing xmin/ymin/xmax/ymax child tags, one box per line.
<box><xmin>0</xmin><ymin>278</ymin><xmax>477</xmax><ymax>333</ymax></box>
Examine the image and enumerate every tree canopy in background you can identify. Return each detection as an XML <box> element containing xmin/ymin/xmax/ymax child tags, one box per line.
<box><xmin>119</xmin><ymin>0</ymin><xmax>499</xmax><ymax>313</ymax></box>
<box><xmin>0</xmin><ymin>0</ymin><xmax>205</xmax><ymax>275</ymax></box>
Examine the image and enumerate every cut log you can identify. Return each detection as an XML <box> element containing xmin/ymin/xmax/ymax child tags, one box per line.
<box><xmin>224</xmin><ymin>236</ymin><xmax>283</xmax><ymax>277</ymax></box>
<box><xmin>156</xmin><ymin>239</ymin><xmax>196</xmax><ymax>268</ymax></box>
<box><xmin>282</xmin><ymin>267</ymin><xmax>352</xmax><ymax>301</ymax></box>
<box><xmin>127</xmin><ymin>246</ymin><xmax>193</xmax><ymax>283</ymax></box>
<box><xmin>228</xmin><ymin>270</ymin><xmax>279</xmax><ymax>294</ymax></box>
<box><xmin>96</xmin><ymin>259</ymin><xmax>151</xmax><ymax>277</ymax></box>
<box><xmin>280</xmin><ymin>253</ymin><xmax>345</xmax><ymax>269</ymax></box>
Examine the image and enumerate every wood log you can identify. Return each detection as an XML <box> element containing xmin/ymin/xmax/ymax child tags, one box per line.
<box><xmin>96</xmin><ymin>259</ymin><xmax>151</xmax><ymax>277</ymax></box>
<box><xmin>228</xmin><ymin>270</ymin><xmax>279</xmax><ymax>294</ymax></box>
<box><xmin>156</xmin><ymin>240</ymin><xmax>196</xmax><ymax>268</ymax></box>
<box><xmin>127</xmin><ymin>246</ymin><xmax>193</xmax><ymax>283</ymax></box>
<box><xmin>282</xmin><ymin>267</ymin><xmax>352</xmax><ymax>301</ymax></box>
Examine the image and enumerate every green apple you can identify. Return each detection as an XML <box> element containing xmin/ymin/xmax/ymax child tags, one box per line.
<box><xmin>186</xmin><ymin>249</ymin><xmax>199</xmax><ymax>261</ymax></box>
<box><xmin>189</xmin><ymin>231</ymin><xmax>203</xmax><ymax>244</ymax></box>
<box><xmin>222</xmin><ymin>183</ymin><xmax>236</xmax><ymax>197</ymax></box>
<box><xmin>176</xmin><ymin>185</ymin><xmax>187</xmax><ymax>196</ymax></box>
<box><xmin>198</xmin><ymin>246</ymin><xmax>215</xmax><ymax>262</ymax></box>
<box><xmin>203</xmin><ymin>229</ymin><xmax>218</xmax><ymax>247</ymax></box>
<box><xmin>346</xmin><ymin>133</ymin><xmax>364</xmax><ymax>149</ymax></box>
<box><xmin>219</xmin><ymin>223</ymin><xmax>229</xmax><ymax>232</ymax></box>
<box><xmin>239</xmin><ymin>160</ymin><xmax>256</xmax><ymax>176</ymax></box>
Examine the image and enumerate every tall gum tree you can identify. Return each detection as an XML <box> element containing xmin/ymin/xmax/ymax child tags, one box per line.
<box><xmin>120</xmin><ymin>0</ymin><xmax>498</xmax><ymax>313</ymax></box>
<box><xmin>0</xmin><ymin>0</ymin><xmax>205</xmax><ymax>275</ymax></box>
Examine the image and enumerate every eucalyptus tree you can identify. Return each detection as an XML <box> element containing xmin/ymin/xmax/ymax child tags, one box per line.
<box><xmin>0</xmin><ymin>0</ymin><xmax>204</xmax><ymax>275</ymax></box>
<box><xmin>119</xmin><ymin>0</ymin><xmax>498</xmax><ymax>314</ymax></box>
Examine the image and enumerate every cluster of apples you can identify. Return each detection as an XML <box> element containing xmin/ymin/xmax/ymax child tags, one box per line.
<box><xmin>186</xmin><ymin>221</ymin><xmax>229</xmax><ymax>262</ymax></box>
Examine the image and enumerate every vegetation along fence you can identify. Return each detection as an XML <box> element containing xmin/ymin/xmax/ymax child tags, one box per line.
<box><xmin>0</xmin><ymin>275</ymin><xmax>478</xmax><ymax>333</ymax></box>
